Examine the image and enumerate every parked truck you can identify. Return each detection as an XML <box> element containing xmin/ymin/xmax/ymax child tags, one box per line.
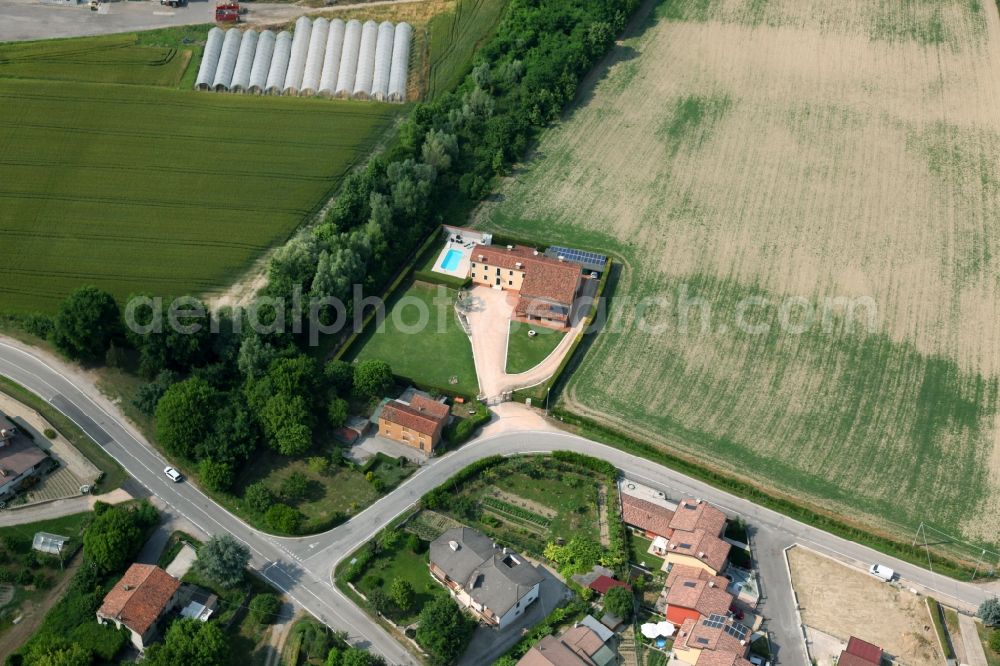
<box><xmin>215</xmin><ymin>1</ymin><xmax>239</xmax><ymax>22</ymax></box>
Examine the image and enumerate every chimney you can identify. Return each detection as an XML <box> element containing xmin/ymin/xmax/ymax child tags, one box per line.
<box><xmin>123</xmin><ymin>584</ymin><xmax>132</xmax><ymax>591</ymax></box>
<box><xmin>698</xmin><ymin>551</ymin><xmax>706</xmax><ymax>559</ymax></box>
<box><xmin>506</xmin><ymin>245</ymin><xmax>513</xmax><ymax>251</ymax></box>
<box><xmin>708</xmin><ymin>581</ymin><xmax>715</xmax><ymax>588</ymax></box>
<box><xmin>558</xmin><ymin>255</ymin><xmax>565</xmax><ymax>262</ymax></box>
<box><xmin>669</xmin><ymin>544</ymin><xmax>676</xmax><ymax>550</ymax></box>
<box><xmin>533</xmin><ymin>249</ymin><xmax>539</xmax><ymax>256</ymax></box>
<box><xmin>449</xmin><ymin>540</ymin><xmax>460</xmax><ymax>551</ymax></box>
<box><xmin>478</xmin><ymin>254</ymin><xmax>484</xmax><ymax>261</ymax></box>
<box><xmin>515</xmin><ymin>262</ymin><xmax>522</xmax><ymax>269</ymax></box>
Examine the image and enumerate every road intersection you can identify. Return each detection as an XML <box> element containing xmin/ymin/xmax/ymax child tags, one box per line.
<box><xmin>0</xmin><ymin>336</ymin><xmax>995</xmax><ymax>664</ymax></box>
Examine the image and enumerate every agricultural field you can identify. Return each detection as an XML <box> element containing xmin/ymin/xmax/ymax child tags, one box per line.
<box><xmin>485</xmin><ymin>0</ymin><xmax>1000</xmax><ymax>547</ymax></box>
<box><xmin>0</xmin><ymin>31</ymin><xmax>398</xmax><ymax>313</ymax></box>
<box><xmin>348</xmin><ymin>282</ymin><xmax>480</xmax><ymax>396</ymax></box>
<box><xmin>426</xmin><ymin>0</ymin><xmax>507</xmax><ymax>98</ymax></box>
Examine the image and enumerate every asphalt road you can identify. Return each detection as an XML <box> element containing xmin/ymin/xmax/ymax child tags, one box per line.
<box><xmin>0</xmin><ymin>337</ymin><xmax>996</xmax><ymax>664</ymax></box>
<box><xmin>0</xmin><ymin>0</ymin><xmax>216</xmax><ymax>42</ymax></box>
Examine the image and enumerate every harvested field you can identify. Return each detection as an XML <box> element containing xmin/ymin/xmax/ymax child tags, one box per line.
<box><xmin>0</xmin><ymin>40</ymin><xmax>397</xmax><ymax>312</ymax></box>
<box><xmin>485</xmin><ymin>0</ymin><xmax>1000</xmax><ymax>547</ymax></box>
<box><xmin>788</xmin><ymin>546</ymin><xmax>943</xmax><ymax>665</ymax></box>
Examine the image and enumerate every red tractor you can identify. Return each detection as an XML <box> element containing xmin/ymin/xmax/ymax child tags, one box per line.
<box><xmin>215</xmin><ymin>2</ymin><xmax>240</xmax><ymax>22</ymax></box>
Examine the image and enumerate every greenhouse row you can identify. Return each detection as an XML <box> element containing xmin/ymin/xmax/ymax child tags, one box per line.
<box><xmin>194</xmin><ymin>17</ymin><xmax>412</xmax><ymax>102</ymax></box>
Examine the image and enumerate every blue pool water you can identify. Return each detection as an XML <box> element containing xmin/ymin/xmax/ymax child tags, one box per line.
<box><xmin>441</xmin><ymin>248</ymin><xmax>463</xmax><ymax>271</ymax></box>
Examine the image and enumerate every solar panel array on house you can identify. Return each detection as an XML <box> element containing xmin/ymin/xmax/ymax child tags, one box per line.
<box><xmin>194</xmin><ymin>19</ymin><xmax>411</xmax><ymax>103</ymax></box>
<box><xmin>544</xmin><ymin>246</ymin><xmax>609</xmax><ymax>272</ymax></box>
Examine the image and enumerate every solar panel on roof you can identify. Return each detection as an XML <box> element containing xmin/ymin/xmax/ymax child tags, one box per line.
<box><xmin>547</xmin><ymin>246</ymin><xmax>608</xmax><ymax>267</ymax></box>
<box><xmin>724</xmin><ymin>623</ymin><xmax>749</xmax><ymax>641</ymax></box>
<box><xmin>703</xmin><ymin>614</ymin><xmax>726</xmax><ymax>628</ymax></box>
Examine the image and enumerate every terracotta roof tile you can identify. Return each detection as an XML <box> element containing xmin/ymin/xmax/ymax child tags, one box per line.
<box><xmin>472</xmin><ymin>245</ymin><xmax>581</xmax><ymax>306</ymax></box>
<box><xmin>666</xmin><ymin>564</ymin><xmax>729</xmax><ymax>590</ymax></box>
<box><xmin>665</xmin><ymin>577</ymin><xmax>733</xmax><ymax>616</ymax></box>
<box><xmin>669</xmin><ymin>499</ymin><xmax>727</xmax><ymax>535</ymax></box>
<box><xmin>381</xmin><ymin>397</ymin><xmax>448</xmax><ymax>437</ymax></box>
<box><xmin>621</xmin><ymin>494</ymin><xmax>675</xmax><ymax>538</ymax></box>
<box><xmin>98</xmin><ymin>564</ymin><xmax>180</xmax><ymax>636</ymax></box>
<box><xmin>666</xmin><ymin>529</ymin><xmax>731</xmax><ymax>573</ymax></box>
<box><xmin>676</xmin><ymin>616</ymin><xmax>749</xmax><ymax>656</ymax></box>
<box><xmin>844</xmin><ymin>636</ymin><xmax>883</xmax><ymax>664</ymax></box>
<box><xmin>696</xmin><ymin>652</ymin><xmax>753</xmax><ymax>666</ymax></box>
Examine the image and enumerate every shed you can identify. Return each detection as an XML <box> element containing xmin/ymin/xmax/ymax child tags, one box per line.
<box><xmin>32</xmin><ymin>532</ymin><xmax>68</xmax><ymax>555</ymax></box>
<box><xmin>589</xmin><ymin>575</ymin><xmax>632</xmax><ymax>595</ymax></box>
<box><xmin>318</xmin><ymin>18</ymin><xmax>345</xmax><ymax>96</ymax></box>
<box><xmin>387</xmin><ymin>22</ymin><xmax>411</xmax><ymax>102</ymax></box>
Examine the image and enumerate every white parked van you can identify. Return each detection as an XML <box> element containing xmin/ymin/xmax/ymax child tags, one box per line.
<box><xmin>869</xmin><ymin>564</ymin><xmax>894</xmax><ymax>581</ymax></box>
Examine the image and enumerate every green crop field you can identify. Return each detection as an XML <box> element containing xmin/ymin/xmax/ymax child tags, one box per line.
<box><xmin>0</xmin><ymin>31</ymin><xmax>398</xmax><ymax>313</ymax></box>
<box><xmin>426</xmin><ymin>0</ymin><xmax>507</xmax><ymax>99</ymax></box>
<box><xmin>486</xmin><ymin>0</ymin><xmax>1000</xmax><ymax>549</ymax></box>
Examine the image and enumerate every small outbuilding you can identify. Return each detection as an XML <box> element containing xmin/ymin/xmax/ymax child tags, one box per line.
<box><xmin>32</xmin><ymin>532</ymin><xmax>69</xmax><ymax>555</ymax></box>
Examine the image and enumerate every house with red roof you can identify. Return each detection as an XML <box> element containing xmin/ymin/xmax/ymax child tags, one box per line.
<box><xmin>376</xmin><ymin>392</ymin><xmax>450</xmax><ymax>454</ymax></box>
<box><xmin>838</xmin><ymin>636</ymin><xmax>883</xmax><ymax>666</ymax></box>
<box><xmin>588</xmin><ymin>575</ymin><xmax>631</xmax><ymax>595</ymax></box>
<box><xmin>672</xmin><ymin>613</ymin><xmax>752</xmax><ymax>665</ymax></box>
<box><xmin>620</xmin><ymin>493</ymin><xmax>675</xmax><ymax>541</ymax></box>
<box><xmin>469</xmin><ymin>245</ymin><xmax>583</xmax><ymax>327</ymax></box>
<box><xmin>664</xmin><ymin>574</ymin><xmax>734</xmax><ymax>626</ymax></box>
<box><xmin>663</xmin><ymin>499</ymin><xmax>731</xmax><ymax>575</ymax></box>
<box><xmin>96</xmin><ymin>564</ymin><xmax>183</xmax><ymax>651</ymax></box>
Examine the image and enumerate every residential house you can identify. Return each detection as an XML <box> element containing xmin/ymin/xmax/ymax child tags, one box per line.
<box><xmin>663</xmin><ymin>499</ymin><xmax>731</xmax><ymax>575</ymax></box>
<box><xmin>621</xmin><ymin>493</ymin><xmax>675</xmax><ymax>541</ymax></box>
<box><xmin>672</xmin><ymin>613</ymin><xmax>751</xmax><ymax>666</ymax></box>
<box><xmin>429</xmin><ymin>527</ymin><xmax>544</xmax><ymax>629</ymax></box>
<box><xmin>376</xmin><ymin>392</ymin><xmax>450</xmax><ymax>453</ymax></box>
<box><xmin>469</xmin><ymin>245</ymin><xmax>582</xmax><ymax>327</ymax></box>
<box><xmin>517</xmin><ymin>623</ymin><xmax>617</xmax><ymax>666</ymax></box>
<box><xmin>588</xmin><ymin>575</ymin><xmax>631</xmax><ymax>596</ymax></box>
<box><xmin>692</xmin><ymin>653</ymin><xmax>753</xmax><ymax>666</ymax></box>
<box><xmin>96</xmin><ymin>563</ymin><xmax>183</xmax><ymax>651</ymax></box>
<box><xmin>0</xmin><ymin>415</ymin><xmax>51</xmax><ymax>500</ymax></box>
<box><xmin>838</xmin><ymin>636</ymin><xmax>883</xmax><ymax>666</ymax></box>
<box><xmin>663</xmin><ymin>572</ymin><xmax>734</xmax><ymax>626</ymax></box>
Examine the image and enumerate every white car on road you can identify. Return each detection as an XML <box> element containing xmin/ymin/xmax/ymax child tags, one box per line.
<box><xmin>164</xmin><ymin>466</ymin><xmax>183</xmax><ymax>482</ymax></box>
<box><xmin>869</xmin><ymin>564</ymin><xmax>895</xmax><ymax>581</ymax></box>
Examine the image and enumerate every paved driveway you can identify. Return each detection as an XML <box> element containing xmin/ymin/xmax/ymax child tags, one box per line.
<box><xmin>0</xmin><ymin>0</ymin><xmax>215</xmax><ymax>42</ymax></box>
<box><xmin>464</xmin><ymin>286</ymin><xmax>585</xmax><ymax>400</ymax></box>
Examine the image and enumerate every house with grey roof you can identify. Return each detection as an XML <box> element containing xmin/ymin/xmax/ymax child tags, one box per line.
<box><xmin>429</xmin><ymin>527</ymin><xmax>544</xmax><ymax>629</ymax></box>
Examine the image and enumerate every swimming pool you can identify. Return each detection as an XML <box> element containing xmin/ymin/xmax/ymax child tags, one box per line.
<box><xmin>441</xmin><ymin>248</ymin><xmax>463</xmax><ymax>271</ymax></box>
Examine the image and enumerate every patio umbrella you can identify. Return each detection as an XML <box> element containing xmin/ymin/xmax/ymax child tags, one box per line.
<box><xmin>640</xmin><ymin>623</ymin><xmax>661</xmax><ymax>639</ymax></box>
<box><xmin>655</xmin><ymin>621</ymin><xmax>676</xmax><ymax>637</ymax></box>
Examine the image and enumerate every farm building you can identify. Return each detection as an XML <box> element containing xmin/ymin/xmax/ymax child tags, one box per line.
<box><xmin>283</xmin><ymin>15</ymin><xmax>312</xmax><ymax>95</ymax></box>
<box><xmin>247</xmin><ymin>29</ymin><xmax>275</xmax><ymax>93</ymax></box>
<box><xmin>300</xmin><ymin>17</ymin><xmax>329</xmax><ymax>95</ymax></box>
<box><xmin>212</xmin><ymin>29</ymin><xmax>242</xmax><ymax>91</ymax></box>
<box><xmin>318</xmin><ymin>18</ymin><xmax>346</xmax><ymax>96</ymax></box>
<box><xmin>193</xmin><ymin>17</ymin><xmax>410</xmax><ymax>102</ymax></box>
<box><xmin>230</xmin><ymin>29</ymin><xmax>258</xmax><ymax>92</ymax></box>
<box><xmin>194</xmin><ymin>27</ymin><xmax>224</xmax><ymax>90</ymax></box>
<box><xmin>335</xmin><ymin>19</ymin><xmax>363</xmax><ymax>98</ymax></box>
<box><xmin>264</xmin><ymin>30</ymin><xmax>292</xmax><ymax>94</ymax></box>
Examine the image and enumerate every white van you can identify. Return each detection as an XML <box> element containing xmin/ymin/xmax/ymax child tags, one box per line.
<box><xmin>869</xmin><ymin>564</ymin><xmax>895</xmax><ymax>581</ymax></box>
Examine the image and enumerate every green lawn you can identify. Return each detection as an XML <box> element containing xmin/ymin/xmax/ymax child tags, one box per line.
<box><xmin>0</xmin><ymin>29</ymin><xmax>398</xmax><ymax>313</ymax></box>
<box><xmin>426</xmin><ymin>0</ymin><xmax>508</xmax><ymax>99</ymax></box>
<box><xmin>506</xmin><ymin>321</ymin><xmax>567</xmax><ymax>374</ymax></box>
<box><xmin>349</xmin><ymin>282</ymin><xmax>480</xmax><ymax>397</ymax></box>
<box><xmin>0</xmin><ymin>511</ymin><xmax>90</xmax><ymax>548</ymax></box>
<box><xmin>355</xmin><ymin>542</ymin><xmax>446</xmax><ymax>624</ymax></box>
<box><xmin>629</xmin><ymin>535</ymin><xmax>665</xmax><ymax>571</ymax></box>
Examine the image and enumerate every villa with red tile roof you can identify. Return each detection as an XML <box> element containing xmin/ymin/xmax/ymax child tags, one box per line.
<box><xmin>664</xmin><ymin>575</ymin><xmax>734</xmax><ymax>626</ymax></box>
<box><xmin>96</xmin><ymin>563</ymin><xmax>183</xmax><ymax>651</ymax></box>
<box><xmin>469</xmin><ymin>245</ymin><xmax>582</xmax><ymax>327</ymax></box>
<box><xmin>672</xmin><ymin>613</ymin><xmax>751</xmax><ymax>665</ymax></box>
<box><xmin>838</xmin><ymin>636</ymin><xmax>883</xmax><ymax>666</ymax></box>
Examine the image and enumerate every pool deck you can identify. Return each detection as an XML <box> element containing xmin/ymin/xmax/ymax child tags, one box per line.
<box><xmin>431</xmin><ymin>239</ymin><xmax>473</xmax><ymax>278</ymax></box>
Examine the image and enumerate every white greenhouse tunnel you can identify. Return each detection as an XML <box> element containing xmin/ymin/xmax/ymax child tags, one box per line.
<box><xmin>194</xmin><ymin>17</ymin><xmax>411</xmax><ymax>102</ymax></box>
